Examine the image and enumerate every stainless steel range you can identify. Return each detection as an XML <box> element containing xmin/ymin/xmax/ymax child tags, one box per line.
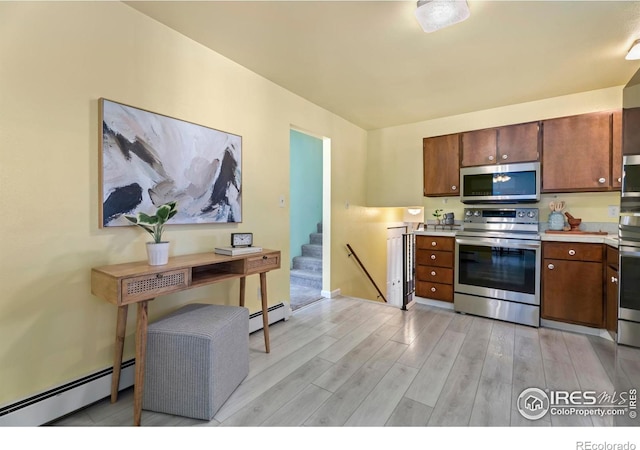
<box><xmin>454</xmin><ymin>207</ymin><xmax>541</xmax><ymax>327</ymax></box>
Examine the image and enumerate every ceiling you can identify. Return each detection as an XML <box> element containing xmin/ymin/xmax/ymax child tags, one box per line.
<box><xmin>126</xmin><ymin>0</ymin><xmax>640</xmax><ymax>130</ymax></box>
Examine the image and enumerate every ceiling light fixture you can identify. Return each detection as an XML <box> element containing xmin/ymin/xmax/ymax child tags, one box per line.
<box><xmin>626</xmin><ymin>39</ymin><xmax>640</xmax><ymax>60</ymax></box>
<box><xmin>415</xmin><ymin>0</ymin><xmax>470</xmax><ymax>33</ymax></box>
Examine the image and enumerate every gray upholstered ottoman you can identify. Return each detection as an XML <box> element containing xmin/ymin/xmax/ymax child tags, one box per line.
<box><xmin>142</xmin><ymin>303</ymin><xmax>249</xmax><ymax>421</ymax></box>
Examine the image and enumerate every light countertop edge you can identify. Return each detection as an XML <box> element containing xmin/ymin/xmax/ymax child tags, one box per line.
<box><xmin>541</xmin><ymin>233</ymin><xmax>619</xmax><ymax>247</ymax></box>
<box><xmin>414</xmin><ymin>230</ymin><xmax>619</xmax><ymax>247</ymax></box>
<box><xmin>413</xmin><ymin>230</ymin><xmax>457</xmax><ymax>237</ymax></box>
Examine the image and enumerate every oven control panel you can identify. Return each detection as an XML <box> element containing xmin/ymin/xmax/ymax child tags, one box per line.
<box><xmin>463</xmin><ymin>208</ymin><xmax>539</xmax><ymax>224</ymax></box>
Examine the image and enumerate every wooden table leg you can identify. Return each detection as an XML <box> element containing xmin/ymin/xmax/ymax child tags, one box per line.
<box><xmin>239</xmin><ymin>276</ymin><xmax>246</xmax><ymax>307</ymax></box>
<box><xmin>133</xmin><ymin>300</ymin><xmax>149</xmax><ymax>426</ymax></box>
<box><xmin>111</xmin><ymin>305</ymin><xmax>129</xmax><ymax>403</ymax></box>
<box><xmin>259</xmin><ymin>272</ymin><xmax>270</xmax><ymax>353</ymax></box>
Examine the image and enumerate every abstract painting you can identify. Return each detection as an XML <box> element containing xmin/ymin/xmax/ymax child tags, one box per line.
<box><xmin>99</xmin><ymin>98</ymin><xmax>242</xmax><ymax>227</ymax></box>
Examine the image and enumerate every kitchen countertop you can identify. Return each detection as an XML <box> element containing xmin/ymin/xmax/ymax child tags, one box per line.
<box><xmin>413</xmin><ymin>229</ymin><xmax>457</xmax><ymax>237</ymax></box>
<box><xmin>415</xmin><ymin>228</ymin><xmax>619</xmax><ymax>246</ymax></box>
<box><xmin>540</xmin><ymin>232</ymin><xmax>618</xmax><ymax>245</ymax></box>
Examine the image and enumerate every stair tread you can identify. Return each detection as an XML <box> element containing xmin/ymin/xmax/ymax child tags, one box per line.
<box><xmin>290</xmin><ymin>269</ymin><xmax>322</xmax><ymax>279</ymax></box>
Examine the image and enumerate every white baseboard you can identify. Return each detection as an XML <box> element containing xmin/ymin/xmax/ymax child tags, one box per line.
<box><xmin>321</xmin><ymin>288</ymin><xmax>341</xmax><ymax>298</ymax></box>
<box><xmin>0</xmin><ymin>302</ymin><xmax>286</xmax><ymax>427</ymax></box>
<box><xmin>0</xmin><ymin>360</ymin><xmax>135</xmax><ymax>427</ymax></box>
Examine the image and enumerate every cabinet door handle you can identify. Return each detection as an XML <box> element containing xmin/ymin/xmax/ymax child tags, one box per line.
<box><xmin>618</xmin><ymin>177</ymin><xmax>622</xmax><ymax>183</ymax></box>
<box><xmin>431</xmin><ymin>241</ymin><xmax>437</xmax><ymax>247</ymax></box>
<box><xmin>548</xmin><ymin>264</ymin><xmax>555</xmax><ymax>270</ymax></box>
<box><xmin>430</xmin><ymin>255</ymin><xmax>436</xmax><ymax>260</ymax></box>
<box><xmin>568</xmin><ymin>249</ymin><xmax>576</xmax><ymax>256</ymax></box>
<box><xmin>431</xmin><ymin>271</ymin><xmax>436</xmax><ymax>276</ymax></box>
<box><xmin>501</xmin><ymin>154</ymin><xmax>508</xmax><ymax>160</ymax></box>
<box><xmin>612</xmin><ymin>276</ymin><xmax>618</xmax><ymax>283</ymax></box>
<box><xmin>451</xmin><ymin>185</ymin><xmax>457</xmax><ymax>191</ymax></box>
<box><xmin>431</xmin><ymin>287</ymin><xmax>437</xmax><ymax>292</ymax></box>
<box><xmin>488</xmin><ymin>155</ymin><xmax>494</xmax><ymax>161</ymax></box>
<box><xmin>598</xmin><ymin>177</ymin><xmax>606</xmax><ymax>184</ymax></box>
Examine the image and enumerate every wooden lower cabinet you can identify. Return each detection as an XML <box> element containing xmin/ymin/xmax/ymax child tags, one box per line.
<box><xmin>415</xmin><ymin>235</ymin><xmax>454</xmax><ymax>302</ymax></box>
<box><xmin>541</xmin><ymin>242</ymin><xmax>604</xmax><ymax>328</ymax></box>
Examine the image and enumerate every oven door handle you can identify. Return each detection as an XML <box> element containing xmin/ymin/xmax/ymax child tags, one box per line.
<box><xmin>619</xmin><ymin>245</ymin><xmax>640</xmax><ymax>256</ymax></box>
<box><xmin>455</xmin><ymin>237</ymin><xmax>541</xmax><ymax>250</ymax></box>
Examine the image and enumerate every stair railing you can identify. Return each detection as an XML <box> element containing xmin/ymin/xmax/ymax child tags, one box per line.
<box><xmin>346</xmin><ymin>244</ymin><xmax>387</xmax><ymax>303</ymax></box>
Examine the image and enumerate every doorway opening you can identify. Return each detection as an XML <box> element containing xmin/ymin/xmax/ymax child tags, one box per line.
<box><xmin>289</xmin><ymin>128</ymin><xmax>330</xmax><ymax>311</ymax></box>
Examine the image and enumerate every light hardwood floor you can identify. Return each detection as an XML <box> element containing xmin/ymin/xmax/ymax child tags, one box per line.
<box><xmin>50</xmin><ymin>296</ymin><xmax>640</xmax><ymax>427</ymax></box>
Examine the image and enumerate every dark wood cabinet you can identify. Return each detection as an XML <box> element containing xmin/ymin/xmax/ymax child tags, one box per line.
<box><xmin>423</xmin><ymin>134</ymin><xmax>460</xmax><ymax>197</ymax></box>
<box><xmin>606</xmin><ymin>245</ymin><xmax>619</xmax><ymax>334</ymax></box>
<box><xmin>613</xmin><ymin>110</ymin><xmax>623</xmax><ymax>189</ymax></box>
<box><xmin>541</xmin><ymin>242</ymin><xmax>604</xmax><ymax>328</ymax></box>
<box><xmin>415</xmin><ymin>235</ymin><xmax>454</xmax><ymax>302</ymax></box>
<box><xmin>461</xmin><ymin>122</ymin><xmax>539</xmax><ymax>167</ymax></box>
<box><xmin>542</xmin><ymin>111</ymin><xmax>620</xmax><ymax>192</ymax></box>
<box><xmin>623</xmin><ymin>107</ymin><xmax>640</xmax><ymax>155</ymax></box>
<box><xmin>497</xmin><ymin>122</ymin><xmax>540</xmax><ymax>164</ymax></box>
<box><xmin>461</xmin><ymin>128</ymin><xmax>497</xmax><ymax>167</ymax></box>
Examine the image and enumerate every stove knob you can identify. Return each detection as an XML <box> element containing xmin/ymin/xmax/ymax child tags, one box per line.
<box><xmin>527</xmin><ymin>211</ymin><xmax>536</xmax><ymax>218</ymax></box>
<box><xmin>473</xmin><ymin>211</ymin><xmax>481</xmax><ymax>217</ymax></box>
<box><xmin>517</xmin><ymin>211</ymin><xmax>525</xmax><ymax>218</ymax></box>
<box><xmin>465</xmin><ymin>211</ymin><xmax>473</xmax><ymax>217</ymax></box>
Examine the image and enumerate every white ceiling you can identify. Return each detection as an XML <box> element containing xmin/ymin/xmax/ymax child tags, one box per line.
<box><xmin>126</xmin><ymin>0</ymin><xmax>640</xmax><ymax>130</ymax></box>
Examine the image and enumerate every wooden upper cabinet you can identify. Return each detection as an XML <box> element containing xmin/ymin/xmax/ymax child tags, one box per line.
<box><xmin>623</xmin><ymin>107</ymin><xmax>640</xmax><ymax>155</ymax></box>
<box><xmin>542</xmin><ymin>111</ymin><xmax>614</xmax><ymax>192</ymax></box>
<box><xmin>461</xmin><ymin>129</ymin><xmax>497</xmax><ymax>167</ymax></box>
<box><xmin>461</xmin><ymin>122</ymin><xmax>540</xmax><ymax>167</ymax></box>
<box><xmin>496</xmin><ymin>122</ymin><xmax>540</xmax><ymax>164</ymax></box>
<box><xmin>423</xmin><ymin>134</ymin><xmax>460</xmax><ymax>197</ymax></box>
<box><xmin>612</xmin><ymin>109</ymin><xmax>622</xmax><ymax>189</ymax></box>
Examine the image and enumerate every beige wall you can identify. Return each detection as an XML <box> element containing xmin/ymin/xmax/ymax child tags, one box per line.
<box><xmin>366</xmin><ymin>87</ymin><xmax>623</xmax><ymax>221</ymax></box>
<box><xmin>0</xmin><ymin>1</ymin><xmax>389</xmax><ymax>405</ymax></box>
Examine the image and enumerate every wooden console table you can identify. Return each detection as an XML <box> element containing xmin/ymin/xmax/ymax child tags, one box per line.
<box><xmin>90</xmin><ymin>249</ymin><xmax>281</xmax><ymax>426</ymax></box>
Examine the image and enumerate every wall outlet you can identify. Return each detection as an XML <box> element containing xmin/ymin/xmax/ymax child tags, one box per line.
<box><xmin>608</xmin><ymin>205</ymin><xmax>619</xmax><ymax>218</ymax></box>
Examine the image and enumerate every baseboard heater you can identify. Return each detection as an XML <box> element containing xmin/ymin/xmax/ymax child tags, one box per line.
<box><xmin>0</xmin><ymin>302</ymin><xmax>287</xmax><ymax>427</ymax></box>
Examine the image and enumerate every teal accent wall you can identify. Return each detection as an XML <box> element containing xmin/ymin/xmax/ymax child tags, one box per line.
<box><xmin>290</xmin><ymin>130</ymin><xmax>323</xmax><ymax>263</ymax></box>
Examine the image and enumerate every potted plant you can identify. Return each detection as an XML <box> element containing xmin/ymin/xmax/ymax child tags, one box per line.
<box><xmin>125</xmin><ymin>201</ymin><xmax>178</xmax><ymax>265</ymax></box>
<box><xmin>433</xmin><ymin>208</ymin><xmax>443</xmax><ymax>225</ymax></box>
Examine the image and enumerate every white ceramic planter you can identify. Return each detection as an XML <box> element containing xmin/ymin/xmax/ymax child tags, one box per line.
<box><xmin>146</xmin><ymin>242</ymin><xmax>170</xmax><ymax>265</ymax></box>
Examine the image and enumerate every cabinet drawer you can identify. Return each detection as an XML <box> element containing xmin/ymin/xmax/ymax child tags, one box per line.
<box><xmin>416</xmin><ymin>265</ymin><xmax>453</xmax><ymax>284</ymax></box>
<box><xmin>607</xmin><ymin>245</ymin><xmax>619</xmax><ymax>270</ymax></box>
<box><xmin>543</xmin><ymin>242</ymin><xmax>603</xmax><ymax>262</ymax></box>
<box><xmin>416</xmin><ymin>235</ymin><xmax>454</xmax><ymax>251</ymax></box>
<box><xmin>416</xmin><ymin>250</ymin><xmax>454</xmax><ymax>268</ymax></box>
<box><xmin>246</xmin><ymin>253</ymin><xmax>281</xmax><ymax>274</ymax></box>
<box><xmin>416</xmin><ymin>281</ymin><xmax>453</xmax><ymax>302</ymax></box>
<box><xmin>121</xmin><ymin>268</ymin><xmax>190</xmax><ymax>304</ymax></box>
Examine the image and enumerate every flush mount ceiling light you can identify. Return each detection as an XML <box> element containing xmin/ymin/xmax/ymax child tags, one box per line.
<box><xmin>626</xmin><ymin>39</ymin><xmax>640</xmax><ymax>60</ymax></box>
<box><xmin>415</xmin><ymin>0</ymin><xmax>470</xmax><ymax>33</ymax></box>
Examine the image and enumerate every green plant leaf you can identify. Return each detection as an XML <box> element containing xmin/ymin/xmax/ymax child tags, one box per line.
<box><xmin>155</xmin><ymin>204</ymin><xmax>171</xmax><ymax>223</ymax></box>
<box><xmin>137</xmin><ymin>212</ymin><xmax>158</xmax><ymax>225</ymax></box>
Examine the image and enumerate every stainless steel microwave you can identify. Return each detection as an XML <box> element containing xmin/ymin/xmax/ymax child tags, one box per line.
<box><xmin>621</xmin><ymin>154</ymin><xmax>640</xmax><ymax>215</ymax></box>
<box><xmin>460</xmin><ymin>161</ymin><xmax>541</xmax><ymax>204</ymax></box>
